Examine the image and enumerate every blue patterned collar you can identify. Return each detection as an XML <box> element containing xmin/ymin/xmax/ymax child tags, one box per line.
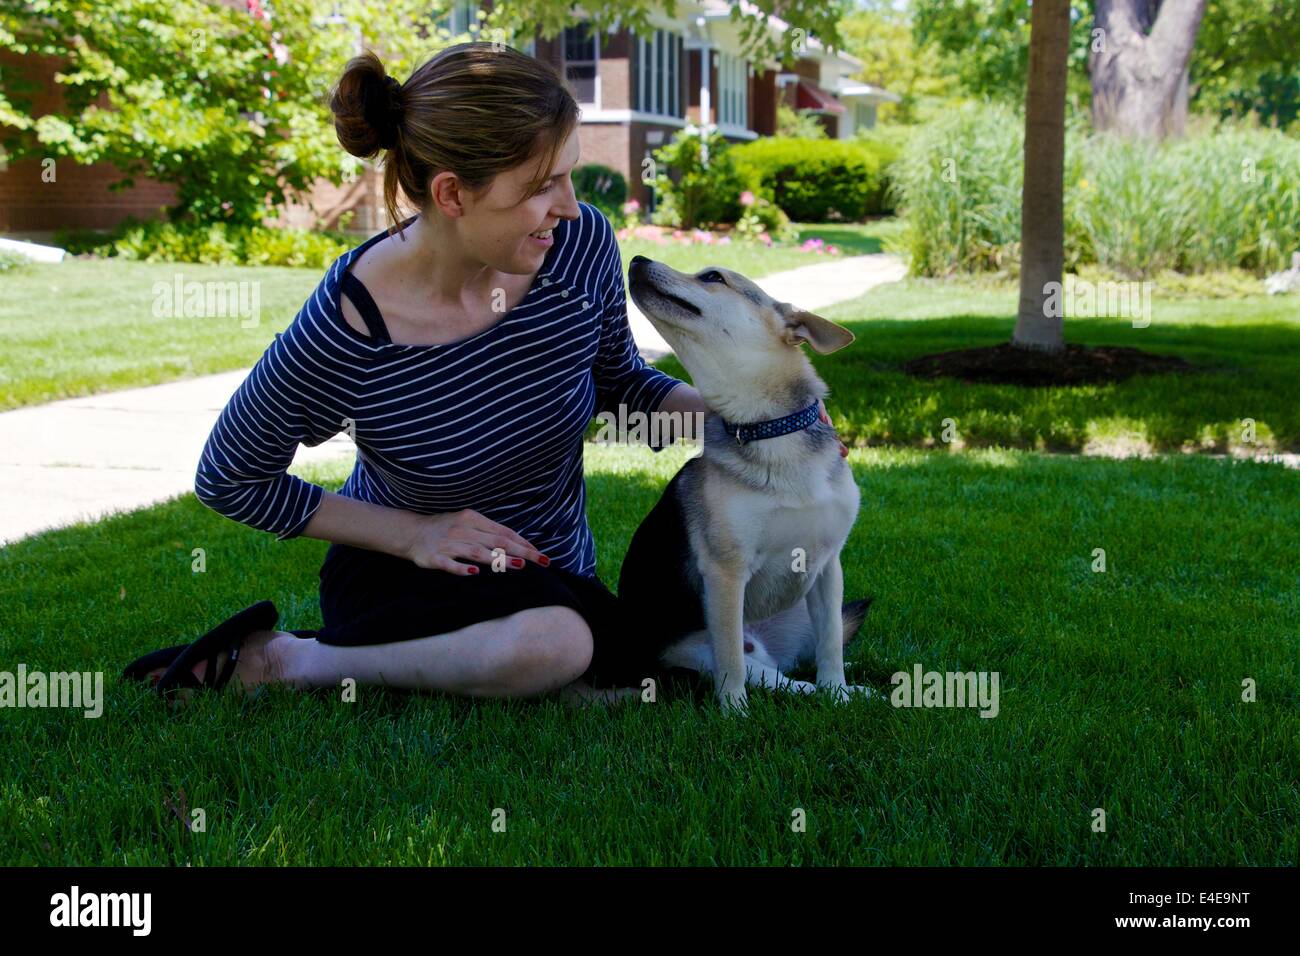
<box><xmin>721</xmin><ymin>399</ymin><xmax>821</xmax><ymax>446</ymax></box>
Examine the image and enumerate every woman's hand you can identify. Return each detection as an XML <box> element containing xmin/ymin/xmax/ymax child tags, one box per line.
<box><xmin>403</xmin><ymin>509</ymin><xmax>550</xmax><ymax>575</ymax></box>
<box><xmin>816</xmin><ymin>399</ymin><xmax>849</xmax><ymax>459</ymax></box>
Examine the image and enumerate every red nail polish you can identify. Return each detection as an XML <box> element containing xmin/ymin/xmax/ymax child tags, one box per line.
<box><xmin>510</xmin><ymin>557</ymin><xmax>524</xmax><ymax>568</ymax></box>
<box><xmin>539</xmin><ymin>555</ymin><xmax>551</xmax><ymax>566</ymax></box>
<box><xmin>466</xmin><ymin>566</ymin><xmax>479</xmax><ymax>574</ymax></box>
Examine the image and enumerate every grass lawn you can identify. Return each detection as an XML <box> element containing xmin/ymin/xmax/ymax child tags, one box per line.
<box><xmin>0</xmin><ymin>234</ymin><xmax>863</xmax><ymax>411</ymax></box>
<box><xmin>653</xmin><ymin>278</ymin><xmax>1300</xmax><ymax>454</ymax></box>
<box><xmin>1</xmin><ymin>442</ymin><xmax>1296</xmax><ymax>865</ymax></box>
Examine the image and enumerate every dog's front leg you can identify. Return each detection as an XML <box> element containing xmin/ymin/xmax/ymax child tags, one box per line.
<box><xmin>701</xmin><ymin>563</ymin><xmax>749</xmax><ymax>714</ymax></box>
<box><xmin>807</xmin><ymin>557</ymin><xmax>852</xmax><ymax>699</ymax></box>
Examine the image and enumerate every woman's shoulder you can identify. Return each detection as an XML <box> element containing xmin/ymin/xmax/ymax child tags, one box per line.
<box><xmin>551</xmin><ymin>202</ymin><xmax>618</xmax><ymax>285</ymax></box>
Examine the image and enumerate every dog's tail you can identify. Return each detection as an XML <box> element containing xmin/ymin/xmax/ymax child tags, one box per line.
<box><xmin>744</xmin><ymin>595</ymin><xmax>874</xmax><ymax>671</ymax></box>
<box><xmin>841</xmin><ymin>596</ymin><xmax>874</xmax><ymax>649</ymax></box>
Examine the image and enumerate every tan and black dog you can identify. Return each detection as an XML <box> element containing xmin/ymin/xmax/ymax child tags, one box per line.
<box><xmin>605</xmin><ymin>255</ymin><xmax>872</xmax><ymax>713</ymax></box>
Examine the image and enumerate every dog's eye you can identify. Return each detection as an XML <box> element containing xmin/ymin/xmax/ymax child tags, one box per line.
<box><xmin>699</xmin><ymin>270</ymin><xmax>726</xmax><ymax>284</ymax></box>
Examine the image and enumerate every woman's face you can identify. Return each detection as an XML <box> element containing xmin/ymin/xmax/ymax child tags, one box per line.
<box><xmin>456</xmin><ymin>125</ymin><xmax>583</xmax><ymax>276</ymax></box>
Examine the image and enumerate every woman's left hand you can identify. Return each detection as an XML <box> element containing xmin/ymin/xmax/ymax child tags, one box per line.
<box><xmin>817</xmin><ymin>399</ymin><xmax>849</xmax><ymax>459</ymax></box>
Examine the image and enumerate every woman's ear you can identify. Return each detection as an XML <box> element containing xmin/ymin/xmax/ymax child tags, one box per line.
<box><xmin>428</xmin><ymin>170</ymin><xmax>468</xmax><ymax>219</ymax></box>
<box><xmin>780</xmin><ymin>307</ymin><xmax>856</xmax><ymax>354</ymax></box>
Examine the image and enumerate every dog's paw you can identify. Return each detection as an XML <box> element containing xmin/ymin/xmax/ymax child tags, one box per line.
<box><xmin>717</xmin><ymin>687</ymin><xmax>750</xmax><ymax>715</ymax></box>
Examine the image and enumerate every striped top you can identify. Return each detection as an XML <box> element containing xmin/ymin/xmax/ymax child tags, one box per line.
<box><xmin>194</xmin><ymin>202</ymin><xmax>684</xmax><ymax>579</ymax></box>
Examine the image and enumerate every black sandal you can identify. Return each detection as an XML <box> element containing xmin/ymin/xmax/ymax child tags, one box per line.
<box><xmin>136</xmin><ymin>601</ymin><xmax>280</xmax><ymax>697</ymax></box>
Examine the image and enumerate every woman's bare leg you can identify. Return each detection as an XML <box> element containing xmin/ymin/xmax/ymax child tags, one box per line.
<box><xmin>155</xmin><ymin>606</ymin><xmax>594</xmax><ymax>700</ymax></box>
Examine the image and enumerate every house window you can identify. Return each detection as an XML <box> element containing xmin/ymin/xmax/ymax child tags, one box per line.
<box><xmin>717</xmin><ymin>51</ymin><xmax>749</xmax><ymax>129</ymax></box>
<box><xmin>633</xmin><ymin>29</ymin><xmax>683</xmax><ymax>118</ymax></box>
<box><xmin>563</xmin><ymin>24</ymin><xmax>598</xmax><ymax>105</ymax></box>
<box><xmin>435</xmin><ymin>0</ymin><xmax>478</xmax><ymax>36</ymax></box>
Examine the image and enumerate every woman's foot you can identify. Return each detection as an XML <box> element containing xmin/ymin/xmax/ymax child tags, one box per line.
<box><xmin>141</xmin><ymin>629</ymin><xmax>288</xmax><ymax>701</ymax></box>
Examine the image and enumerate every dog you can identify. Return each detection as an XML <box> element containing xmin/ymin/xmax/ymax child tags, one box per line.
<box><xmin>592</xmin><ymin>255</ymin><xmax>872</xmax><ymax>713</ymax></box>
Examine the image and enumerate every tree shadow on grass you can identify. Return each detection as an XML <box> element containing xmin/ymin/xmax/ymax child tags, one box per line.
<box><xmin>656</xmin><ymin>313</ymin><xmax>1300</xmax><ymax>452</ymax></box>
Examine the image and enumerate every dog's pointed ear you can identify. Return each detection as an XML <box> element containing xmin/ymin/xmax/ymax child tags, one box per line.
<box><xmin>780</xmin><ymin>305</ymin><xmax>855</xmax><ymax>354</ymax></box>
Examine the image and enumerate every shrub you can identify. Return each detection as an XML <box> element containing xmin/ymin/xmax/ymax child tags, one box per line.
<box><xmin>730</xmin><ymin>137</ymin><xmax>896</xmax><ymax>221</ymax></box>
<box><xmin>649</xmin><ymin>127</ymin><xmax>749</xmax><ymax>229</ymax></box>
<box><xmin>890</xmin><ymin>102</ymin><xmax>1027</xmax><ymax>275</ymax></box>
<box><xmin>895</xmin><ymin>102</ymin><xmax>1300</xmax><ymax>277</ymax></box>
<box><xmin>0</xmin><ymin>248</ymin><xmax>34</xmax><ymax>273</ymax></box>
<box><xmin>572</xmin><ymin>164</ymin><xmax>628</xmax><ymax>221</ymax></box>
<box><xmin>53</xmin><ymin>219</ymin><xmax>355</xmax><ymax>268</ymax></box>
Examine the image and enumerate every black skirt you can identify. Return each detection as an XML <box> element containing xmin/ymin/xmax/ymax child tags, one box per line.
<box><xmin>316</xmin><ymin>543</ymin><xmax>647</xmax><ymax>688</ymax></box>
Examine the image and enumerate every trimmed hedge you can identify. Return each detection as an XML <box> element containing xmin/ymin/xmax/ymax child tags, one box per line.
<box><xmin>730</xmin><ymin>137</ymin><xmax>899</xmax><ymax>221</ymax></box>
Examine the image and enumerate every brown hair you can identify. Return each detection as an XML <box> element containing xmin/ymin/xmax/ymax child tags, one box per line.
<box><xmin>329</xmin><ymin>43</ymin><xmax>579</xmax><ymax>235</ymax></box>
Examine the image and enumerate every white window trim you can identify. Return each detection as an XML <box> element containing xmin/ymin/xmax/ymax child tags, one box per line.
<box><xmin>579</xmin><ymin>108</ymin><xmax>687</xmax><ymax>128</ymax></box>
<box><xmin>716</xmin><ymin>124</ymin><xmax>758</xmax><ymax>141</ymax></box>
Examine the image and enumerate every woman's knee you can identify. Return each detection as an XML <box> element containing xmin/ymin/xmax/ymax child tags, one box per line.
<box><xmin>508</xmin><ymin>606</ymin><xmax>593</xmax><ymax>688</ymax></box>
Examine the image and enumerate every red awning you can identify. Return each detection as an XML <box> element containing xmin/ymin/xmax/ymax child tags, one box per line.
<box><xmin>794</xmin><ymin>79</ymin><xmax>846</xmax><ymax>114</ymax></box>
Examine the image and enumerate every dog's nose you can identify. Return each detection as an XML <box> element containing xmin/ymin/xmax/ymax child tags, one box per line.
<box><xmin>630</xmin><ymin>255</ymin><xmax>650</xmax><ymax>266</ymax></box>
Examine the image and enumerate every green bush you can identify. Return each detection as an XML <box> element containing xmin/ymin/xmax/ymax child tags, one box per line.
<box><xmin>891</xmin><ymin>102</ymin><xmax>1027</xmax><ymax>274</ymax></box>
<box><xmin>730</xmin><ymin>137</ymin><xmax>897</xmax><ymax>221</ymax></box>
<box><xmin>895</xmin><ymin>102</ymin><xmax>1300</xmax><ymax>277</ymax></box>
<box><xmin>649</xmin><ymin>127</ymin><xmax>749</xmax><ymax>229</ymax></box>
<box><xmin>571</xmin><ymin>164</ymin><xmax>628</xmax><ymax>221</ymax></box>
<box><xmin>0</xmin><ymin>249</ymin><xmax>34</xmax><ymax>273</ymax></box>
<box><xmin>53</xmin><ymin>219</ymin><xmax>355</xmax><ymax>268</ymax></box>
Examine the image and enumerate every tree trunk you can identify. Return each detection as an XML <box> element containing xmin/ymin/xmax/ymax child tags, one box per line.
<box><xmin>1091</xmin><ymin>0</ymin><xmax>1208</xmax><ymax>139</ymax></box>
<box><xmin>1012</xmin><ymin>0</ymin><xmax>1071</xmax><ymax>353</ymax></box>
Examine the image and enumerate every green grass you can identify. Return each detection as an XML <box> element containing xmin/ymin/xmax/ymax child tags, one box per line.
<box><xmin>652</xmin><ymin>278</ymin><xmax>1300</xmax><ymax>454</ymax></box>
<box><xmin>0</xmin><ymin>233</ymin><xmax>873</xmax><ymax>411</ymax></box>
<box><xmin>0</xmin><ymin>443</ymin><xmax>1296</xmax><ymax>865</ymax></box>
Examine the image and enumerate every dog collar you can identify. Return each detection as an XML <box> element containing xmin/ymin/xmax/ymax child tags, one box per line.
<box><xmin>721</xmin><ymin>399</ymin><xmax>821</xmax><ymax>446</ymax></box>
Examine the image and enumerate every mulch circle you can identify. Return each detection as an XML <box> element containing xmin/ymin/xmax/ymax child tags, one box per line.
<box><xmin>899</xmin><ymin>344</ymin><xmax>1194</xmax><ymax>387</ymax></box>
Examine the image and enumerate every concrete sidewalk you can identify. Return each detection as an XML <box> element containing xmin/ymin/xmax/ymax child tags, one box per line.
<box><xmin>0</xmin><ymin>253</ymin><xmax>905</xmax><ymax>545</ymax></box>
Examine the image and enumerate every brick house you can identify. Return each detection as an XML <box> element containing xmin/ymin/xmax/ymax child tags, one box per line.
<box><xmin>0</xmin><ymin>0</ymin><xmax>896</xmax><ymax>239</ymax></box>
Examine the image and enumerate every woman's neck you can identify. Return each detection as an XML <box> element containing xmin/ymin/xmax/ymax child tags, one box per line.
<box><xmin>400</xmin><ymin>213</ymin><xmax>498</xmax><ymax>306</ymax></box>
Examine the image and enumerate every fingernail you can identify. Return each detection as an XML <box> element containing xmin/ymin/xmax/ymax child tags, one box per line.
<box><xmin>510</xmin><ymin>557</ymin><xmax>524</xmax><ymax>568</ymax></box>
<box><xmin>539</xmin><ymin>555</ymin><xmax>551</xmax><ymax>566</ymax></box>
<box><xmin>466</xmin><ymin>566</ymin><xmax>479</xmax><ymax>575</ymax></box>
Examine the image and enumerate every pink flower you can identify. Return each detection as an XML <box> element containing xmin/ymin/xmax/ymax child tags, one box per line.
<box><xmin>827</xmin><ymin>245</ymin><xmax>840</xmax><ymax>255</ymax></box>
<box><xmin>759</xmin><ymin>231</ymin><xmax>772</xmax><ymax>246</ymax></box>
<box><xmin>621</xmin><ymin>199</ymin><xmax>641</xmax><ymax>215</ymax></box>
<box><xmin>740</xmin><ymin>190</ymin><xmax>756</xmax><ymax>207</ymax></box>
<box><xmin>718</xmin><ymin>236</ymin><xmax>731</xmax><ymax>244</ymax></box>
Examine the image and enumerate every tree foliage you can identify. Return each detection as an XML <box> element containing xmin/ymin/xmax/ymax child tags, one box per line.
<box><xmin>0</xmin><ymin>0</ymin><xmax>851</xmax><ymax>225</ymax></box>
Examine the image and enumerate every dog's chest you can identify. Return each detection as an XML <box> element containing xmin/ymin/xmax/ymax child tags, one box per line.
<box><xmin>722</xmin><ymin>467</ymin><xmax>860</xmax><ymax>620</ymax></box>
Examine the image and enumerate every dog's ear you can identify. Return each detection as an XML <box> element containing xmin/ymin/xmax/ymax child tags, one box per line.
<box><xmin>780</xmin><ymin>306</ymin><xmax>855</xmax><ymax>354</ymax></box>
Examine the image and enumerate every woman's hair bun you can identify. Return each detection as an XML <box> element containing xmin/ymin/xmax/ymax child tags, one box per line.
<box><xmin>329</xmin><ymin>50</ymin><xmax>405</xmax><ymax>159</ymax></box>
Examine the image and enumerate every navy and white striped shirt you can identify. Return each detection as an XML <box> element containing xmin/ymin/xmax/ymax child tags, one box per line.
<box><xmin>194</xmin><ymin>202</ymin><xmax>684</xmax><ymax>578</ymax></box>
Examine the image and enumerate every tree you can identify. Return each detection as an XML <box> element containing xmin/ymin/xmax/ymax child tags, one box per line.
<box><xmin>838</xmin><ymin>4</ymin><xmax>956</xmax><ymax>124</ymax></box>
<box><xmin>1090</xmin><ymin>0</ymin><xmax>1208</xmax><ymax>138</ymax></box>
<box><xmin>1011</xmin><ymin>0</ymin><xmax>1071</xmax><ymax>353</ymax></box>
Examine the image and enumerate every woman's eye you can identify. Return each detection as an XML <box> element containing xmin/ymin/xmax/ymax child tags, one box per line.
<box><xmin>700</xmin><ymin>270</ymin><xmax>725</xmax><ymax>284</ymax></box>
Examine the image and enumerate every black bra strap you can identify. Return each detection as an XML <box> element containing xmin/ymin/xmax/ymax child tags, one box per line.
<box><xmin>340</xmin><ymin>271</ymin><xmax>393</xmax><ymax>344</ymax></box>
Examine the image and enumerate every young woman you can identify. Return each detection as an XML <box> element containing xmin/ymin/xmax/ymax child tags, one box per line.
<box><xmin>123</xmin><ymin>42</ymin><xmax>840</xmax><ymax>704</ymax></box>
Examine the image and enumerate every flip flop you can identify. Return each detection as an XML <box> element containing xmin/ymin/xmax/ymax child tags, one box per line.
<box><xmin>149</xmin><ymin>600</ymin><xmax>280</xmax><ymax>697</ymax></box>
